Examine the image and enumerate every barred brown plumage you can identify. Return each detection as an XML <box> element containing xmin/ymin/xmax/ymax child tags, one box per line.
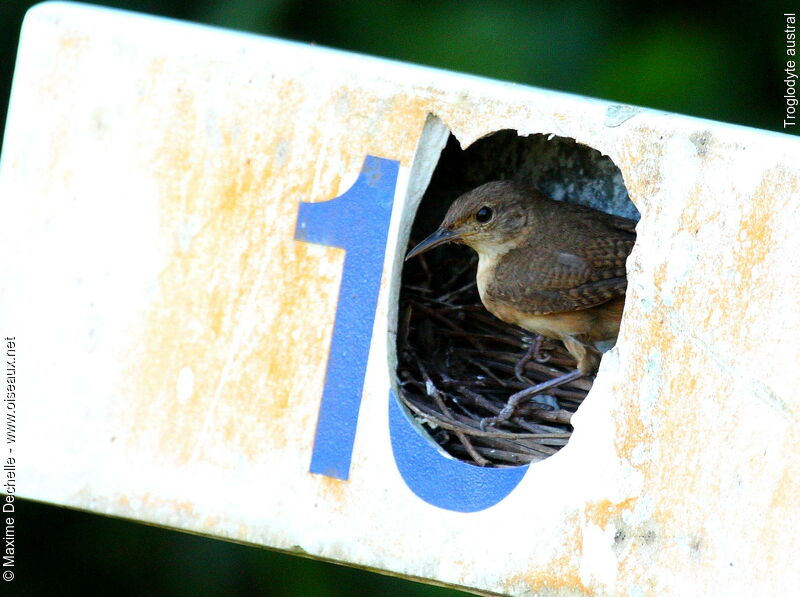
<box><xmin>406</xmin><ymin>180</ymin><xmax>636</xmax><ymax>427</ymax></box>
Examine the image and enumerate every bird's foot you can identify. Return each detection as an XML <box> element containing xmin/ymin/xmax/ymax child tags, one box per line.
<box><xmin>514</xmin><ymin>335</ymin><xmax>550</xmax><ymax>382</ymax></box>
<box><xmin>480</xmin><ymin>369</ymin><xmax>584</xmax><ymax>430</ymax></box>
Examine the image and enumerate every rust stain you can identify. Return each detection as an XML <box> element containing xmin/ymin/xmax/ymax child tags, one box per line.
<box><xmin>116</xmin><ymin>67</ymin><xmax>437</xmax><ymax>468</ymax></box>
<box><xmin>730</xmin><ymin>172</ymin><xmax>778</xmax><ymax>297</ymax></box>
<box><xmin>323</xmin><ymin>86</ymin><xmax>433</xmax><ymax>165</ymax></box>
<box><xmin>606</xmin><ymin>161</ymin><xmax>800</xmax><ymax>588</ymax></box>
<box><xmin>677</xmin><ymin>180</ymin><xmax>713</xmax><ymax>236</ymax></box>
<box><xmin>753</xmin><ymin>434</ymin><xmax>800</xmax><ymax>583</ymax></box>
<box><xmin>317</xmin><ymin>476</ymin><xmax>348</xmax><ymax>512</ymax></box>
<box><xmin>766</xmin><ymin>445</ymin><xmax>800</xmax><ymax>512</ymax></box>
<box><xmin>119</xmin><ymin>491</ymin><xmax>200</xmax><ymax>518</ymax></box>
<box><xmin>504</xmin><ymin>512</ymin><xmax>588</xmax><ymax>596</ymax></box>
<box><xmin>584</xmin><ymin>497</ymin><xmax>637</xmax><ymax>530</ymax></box>
<box><xmin>119</xmin><ymin>69</ymin><xmax>345</xmax><ymax>463</ymax></box>
<box><xmin>733</xmin><ymin>185</ymin><xmax>773</xmax><ymax>279</ymax></box>
<box><xmin>616</xmin><ymin>127</ymin><xmax>665</xmax><ymax>210</ymax></box>
<box><xmin>58</xmin><ymin>31</ymin><xmax>90</xmax><ymax>54</ymax></box>
<box><xmin>202</xmin><ymin>515</ymin><xmax>222</xmax><ymax>532</ymax></box>
<box><xmin>666</xmin><ymin>165</ymin><xmax>800</xmax><ymax>371</ymax></box>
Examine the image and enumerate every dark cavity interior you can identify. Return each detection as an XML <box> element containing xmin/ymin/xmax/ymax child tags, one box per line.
<box><xmin>395</xmin><ymin>129</ymin><xmax>639</xmax><ymax>467</ymax></box>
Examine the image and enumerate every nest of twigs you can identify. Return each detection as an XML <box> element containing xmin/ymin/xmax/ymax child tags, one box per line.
<box><xmin>396</xmin><ymin>246</ymin><xmax>594</xmax><ymax>467</ymax></box>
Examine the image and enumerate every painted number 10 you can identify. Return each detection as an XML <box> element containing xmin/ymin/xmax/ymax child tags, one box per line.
<box><xmin>294</xmin><ymin>155</ymin><xmax>528</xmax><ymax>512</ymax></box>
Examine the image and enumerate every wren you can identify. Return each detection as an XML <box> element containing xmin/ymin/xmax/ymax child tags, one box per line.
<box><xmin>406</xmin><ymin>180</ymin><xmax>636</xmax><ymax>427</ymax></box>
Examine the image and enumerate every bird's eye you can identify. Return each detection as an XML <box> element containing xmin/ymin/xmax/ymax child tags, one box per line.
<box><xmin>476</xmin><ymin>206</ymin><xmax>493</xmax><ymax>223</ymax></box>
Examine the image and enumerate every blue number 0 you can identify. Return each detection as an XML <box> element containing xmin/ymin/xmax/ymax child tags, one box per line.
<box><xmin>294</xmin><ymin>155</ymin><xmax>528</xmax><ymax>510</ymax></box>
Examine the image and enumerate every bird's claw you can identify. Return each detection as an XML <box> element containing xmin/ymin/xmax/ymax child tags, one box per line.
<box><xmin>480</xmin><ymin>394</ymin><xmax>526</xmax><ymax>429</ymax></box>
<box><xmin>514</xmin><ymin>335</ymin><xmax>550</xmax><ymax>381</ymax></box>
<box><xmin>479</xmin><ymin>417</ymin><xmax>495</xmax><ymax>431</ymax></box>
<box><xmin>483</xmin><ymin>369</ymin><xmax>584</xmax><ymax>429</ymax></box>
<box><xmin>533</xmin><ymin>349</ymin><xmax>551</xmax><ymax>363</ymax></box>
<box><xmin>480</xmin><ymin>408</ymin><xmax>512</xmax><ymax>431</ymax></box>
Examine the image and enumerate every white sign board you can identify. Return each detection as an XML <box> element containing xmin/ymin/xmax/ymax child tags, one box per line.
<box><xmin>2</xmin><ymin>3</ymin><xmax>800</xmax><ymax>595</ymax></box>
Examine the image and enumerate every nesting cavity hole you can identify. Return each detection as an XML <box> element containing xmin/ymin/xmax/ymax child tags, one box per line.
<box><xmin>395</xmin><ymin>127</ymin><xmax>639</xmax><ymax>467</ymax></box>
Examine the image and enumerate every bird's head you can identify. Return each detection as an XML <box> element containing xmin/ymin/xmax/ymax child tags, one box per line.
<box><xmin>406</xmin><ymin>181</ymin><xmax>533</xmax><ymax>260</ymax></box>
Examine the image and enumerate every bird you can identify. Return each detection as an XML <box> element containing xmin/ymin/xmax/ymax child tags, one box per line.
<box><xmin>405</xmin><ymin>180</ymin><xmax>636</xmax><ymax>427</ymax></box>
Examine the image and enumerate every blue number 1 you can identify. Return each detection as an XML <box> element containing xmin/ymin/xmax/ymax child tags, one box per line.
<box><xmin>294</xmin><ymin>156</ymin><xmax>398</xmax><ymax>480</ymax></box>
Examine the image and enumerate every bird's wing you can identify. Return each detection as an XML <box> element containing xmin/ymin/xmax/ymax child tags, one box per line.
<box><xmin>609</xmin><ymin>214</ymin><xmax>638</xmax><ymax>235</ymax></box>
<box><xmin>488</xmin><ymin>235</ymin><xmax>634</xmax><ymax>315</ymax></box>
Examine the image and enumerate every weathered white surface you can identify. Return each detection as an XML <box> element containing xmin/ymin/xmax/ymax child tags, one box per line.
<box><xmin>1</xmin><ymin>3</ymin><xmax>800</xmax><ymax>595</ymax></box>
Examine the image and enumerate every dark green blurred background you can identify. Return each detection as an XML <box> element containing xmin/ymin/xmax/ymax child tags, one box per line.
<box><xmin>1</xmin><ymin>0</ymin><xmax>794</xmax><ymax>595</ymax></box>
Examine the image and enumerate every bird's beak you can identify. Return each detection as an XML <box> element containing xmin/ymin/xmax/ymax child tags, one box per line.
<box><xmin>405</xmin><ymin>227</ymin><xmax>461</xmax><ymax>261</ymax></box>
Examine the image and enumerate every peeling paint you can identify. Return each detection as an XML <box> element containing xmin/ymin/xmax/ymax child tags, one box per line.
<box><xmin>604</xmin><ymin>104</ymin><xmax>642</xmax><ymax>128</ymax></box>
